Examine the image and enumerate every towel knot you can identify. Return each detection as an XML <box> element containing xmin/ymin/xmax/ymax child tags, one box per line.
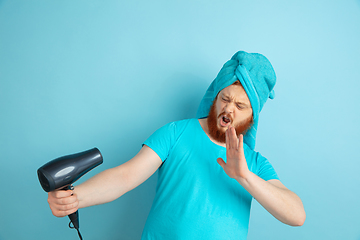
<box><xmin>231</xmin><ymin>51</ymin><xmax>277</xmax><ymax>117</ymax></box>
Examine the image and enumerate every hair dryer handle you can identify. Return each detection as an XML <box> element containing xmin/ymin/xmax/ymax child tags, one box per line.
<box><xmin>69</xmin><ymin>211</ymin><xmax>80</xmax><ymax>230</ymax></box>
<box><xmin>63</xmin><ymin>185</ymin><xmax>80</xmax><ymax>230</ymax></box>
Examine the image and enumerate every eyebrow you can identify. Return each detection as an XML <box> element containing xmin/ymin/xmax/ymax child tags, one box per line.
<box><xmin>221</xmin><ymin>93</ymin><xmax>250</xmax><ymax>107</ymax></box>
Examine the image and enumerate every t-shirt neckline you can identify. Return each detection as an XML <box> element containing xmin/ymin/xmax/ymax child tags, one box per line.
<box><xmin>195</xmin><ymin>118</ymin><xmax>226</xmax><ymax>150</ymax></box>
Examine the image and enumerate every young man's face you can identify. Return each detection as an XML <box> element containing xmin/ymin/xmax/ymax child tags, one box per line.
<box><xmin>207</xmin><ymin>84</ymin><xmax>253</xmax><ymax>143</ymax></box>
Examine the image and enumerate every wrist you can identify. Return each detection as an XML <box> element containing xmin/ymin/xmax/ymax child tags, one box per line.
<box><xmin>235</xmin><ymin>170</ymin><xmax>254</xmax><ymax>187</ymax></box>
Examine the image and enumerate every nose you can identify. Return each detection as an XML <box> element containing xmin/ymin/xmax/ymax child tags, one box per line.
<box><xmin>224</xmin><ymin>102</ymin><xmax>235</xmax><ymax>114</ymax></box>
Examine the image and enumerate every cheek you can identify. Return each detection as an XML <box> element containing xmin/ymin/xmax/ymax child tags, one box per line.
<box><xmin>234</xmin><ymin>110</ymin><xmax>252</xmax><ymax>123</ymax></box>
<box><xmin>216</xmin><ymin>101</ymin><xmax>224</xmax><ymax>113</ymax></box>
<box><xmin>213</xmin><ymin>103</ymin><xmax>220</xmax><ymax>115</ymax></box>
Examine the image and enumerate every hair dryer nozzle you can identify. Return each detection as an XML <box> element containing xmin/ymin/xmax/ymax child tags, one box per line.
<box><xmin>37</xmin><ymin>148</ymin><xmax>103</xmax><ymax>192</ymax></box>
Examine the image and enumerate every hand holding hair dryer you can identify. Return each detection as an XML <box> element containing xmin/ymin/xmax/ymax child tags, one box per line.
<box><xmin>37</xmin><ymin>147</ymin><xmax>103</xmax><ymax>239</ymax></box>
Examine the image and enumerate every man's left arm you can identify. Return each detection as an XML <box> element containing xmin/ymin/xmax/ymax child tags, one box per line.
<box><xmin>217</xmin><ymin>126</ymin><xmax>306</xmax><ymax>226</ymax></box>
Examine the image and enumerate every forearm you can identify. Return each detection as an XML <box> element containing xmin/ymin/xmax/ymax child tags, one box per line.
<box><xmin>74</xmin><ymin>166</ymin><xmax>130</xmax><ymax>209</ymax></box>
<box><xmin>46</xmin><ymin>146</ymin><xmax>161</xmax><ymax>218</ymax></box>
<box><xmin>218</xmin><ymin>127</ymin><xmax>305</xmax><ymax>226</ymax></box>
<box><xmin>237</xmin><ymin>172</ymin><xmax>306</xmax><ymax>226</ymax></box>
<box><xmin>74</xmin><ymin>145</ymin><xmax>162</xmax><ymax>209</ymax></box>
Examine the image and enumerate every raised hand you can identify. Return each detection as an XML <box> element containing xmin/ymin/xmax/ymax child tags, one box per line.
<box><xmin>217</xmin><ymin>126</ymin><xmax>250</xmax><ymax>180</ymax></box>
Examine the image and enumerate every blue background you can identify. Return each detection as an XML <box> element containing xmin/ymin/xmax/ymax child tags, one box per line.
<box><xmin>1</xmin><ymin>0</ymin><xmax>360</xmax><ymax>239</ymax></box>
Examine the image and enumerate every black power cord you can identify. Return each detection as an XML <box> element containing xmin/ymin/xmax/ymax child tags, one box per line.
<box><xmin>67</xmin><ymin>185</ymin><xmax>83</xmax><ymax>240</ymax></box>
<box><xmin>69</xmin><ymin>220</ymin><xmax>83</xmax><ymax>240</ymax></box>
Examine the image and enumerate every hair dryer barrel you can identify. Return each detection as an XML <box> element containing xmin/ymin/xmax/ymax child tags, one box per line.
<box><xmin>37</xmin><ymin>148</ymin><xmax>103</xmax><ymax>192</ymax></box>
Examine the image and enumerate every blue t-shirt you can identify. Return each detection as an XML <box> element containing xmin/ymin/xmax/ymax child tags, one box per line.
<box><xmin>141</xmin><ymin>119</ymin><xmax>278</xmax><ymax>240</ymax></box>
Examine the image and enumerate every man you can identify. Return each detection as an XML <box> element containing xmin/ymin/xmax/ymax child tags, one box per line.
<box><xmin>48</xmin><ymin>51</ymin><xmax>306</xmax><ymax>239</ymax></box>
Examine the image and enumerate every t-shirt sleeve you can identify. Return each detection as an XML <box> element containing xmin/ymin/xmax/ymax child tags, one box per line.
<box><xmin>256</xmin><ymin>153</ymin><xmax>279</xmax><ymax>181</ymax></box>
<box><xmin>143</xmin><ymin>122</ymin><xmax>177</xmax><ymax>162</ymax></box>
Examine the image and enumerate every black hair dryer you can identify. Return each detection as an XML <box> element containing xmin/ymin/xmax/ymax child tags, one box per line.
<box><xmin>37</xmin><ymin>147</ymin><xmax>103</xmax><ymax>239</ymax></box>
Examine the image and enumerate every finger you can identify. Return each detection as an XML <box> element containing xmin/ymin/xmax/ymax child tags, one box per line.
<box><xmin>238</xmin><ymin>134</ymin><xmax>243</xmax><ymax>150</ymax></box>
<box><xmin>48</xmin><ymin>193</ymin><xmax>77</xmax><ymax>205</ymax></box>
<box><xmin>52</xmin><ymin>206</ymin><xmax>79</xmax><ymax>218</ymax></box>
<box><xmin>226</xmin><ymin>126</ymin><xmax>234</xmax><ymax>149</ymax></box>
<box><xmin>217</xmin><ymin>158</ymin><xmax>226</xmax><ymax>168</ymax></box>
<box><xmin>49</xmin><ymin>197</ymin><xmax>79</xmax><ymax>217</ymax></box>
<box><xmin>62</xmin><ymin>207</ymin><xmax>78</xmax><ymax>216</ymax></box>
<box><xmin>58</xmin><ymin>194</ymin><xmax>78</xmax><ymax>205</ymax></box>
<box><xmin>53</xmin><ymin>199</ymin><xmax>79</xmax><ymax>211</ymax></box>
<box><xmin>238</xmin><ymin>134</ymin><xmax>246</xmax><ymax>159</ymax></box>
<box><xmin>229</xmin><ymin>126</ymin><xmax>239</xmax><ymax>149</ymax></box>
<box><xmin>225</xmin><ymin>127</ymin><xmax>230</xmax><ymax>149</ymax></box>
<box><xmin>49</xmin><ymin>190</ymin><xmax>73</xmax><ymax>199</ymax></box>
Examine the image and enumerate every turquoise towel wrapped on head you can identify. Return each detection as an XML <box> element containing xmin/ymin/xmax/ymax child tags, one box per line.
<box><xmin>196</xmin><ymin>51</ymin><xmax>277</xmax><ymax>149</ymax></box>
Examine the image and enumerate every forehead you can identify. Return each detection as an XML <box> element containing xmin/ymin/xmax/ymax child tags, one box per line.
<box><xmin>219</xmin><ymin>84</ymin><xmax>251</xmax><ymax>104</ymax></box>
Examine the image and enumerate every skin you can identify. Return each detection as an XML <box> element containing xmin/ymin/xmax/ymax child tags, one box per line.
<box><xmin>199</xmin><ymin>84</ymin><xmax>306</xmax><ymax>226</ymax></box>
<box><xmin>48</xmin><ymin>84</ymin><xmax>306</xmax><ymax>227</ymax></box>
<box><xmin>206</xmin><ymin>83</ymin><xmax>253</xmax><ymax>144</ymax></box>
<box><xmin>48</xmin><ymin>145</ymin><xmax>162</xmax><ymax>217</ymax></box>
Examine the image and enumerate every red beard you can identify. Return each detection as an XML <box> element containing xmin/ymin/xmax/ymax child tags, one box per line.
<box><xmin>207</xmin><ymin>101</ymin><xmax>253</xmax><ymax>143</ymax></box>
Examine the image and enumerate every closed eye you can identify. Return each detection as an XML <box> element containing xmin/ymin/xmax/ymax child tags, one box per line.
<box><xmin>236</xmin><ymin>104</ymin><xmax>244</xmax><ymax>109</ymax></box>
<box><xmin>221</xmin><ymin>97</ymin><xmax>230</xmax><ymax>102</ymax></box>
<box><xmin>236</xmin><ymin>103</ymin><xmax>248</xmax><ymax>109</ymax></box>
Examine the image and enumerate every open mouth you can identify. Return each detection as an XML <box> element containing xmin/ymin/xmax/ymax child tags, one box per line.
<box><xmin>219</xmin><ymin>115</ymin><xmax>231</xmax><ymax>127</ymax></box>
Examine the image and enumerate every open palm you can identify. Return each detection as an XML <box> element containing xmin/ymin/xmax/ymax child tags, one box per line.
<box><xmin>217</xmin><ymin>126</ymin><xmax>250</xmax><ymax>180</ymax></box>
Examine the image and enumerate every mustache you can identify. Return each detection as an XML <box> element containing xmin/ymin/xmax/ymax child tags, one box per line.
<box><xmin>218</xmin><ymin>112</ymin><xmax>233</xmax><ymax>122</ymax></box>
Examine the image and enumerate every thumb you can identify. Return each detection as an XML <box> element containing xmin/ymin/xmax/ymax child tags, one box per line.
<box><xmin>217</xmin><ymin>158</ymin><xmax>226</xmax><ymax>168</ymax></box>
